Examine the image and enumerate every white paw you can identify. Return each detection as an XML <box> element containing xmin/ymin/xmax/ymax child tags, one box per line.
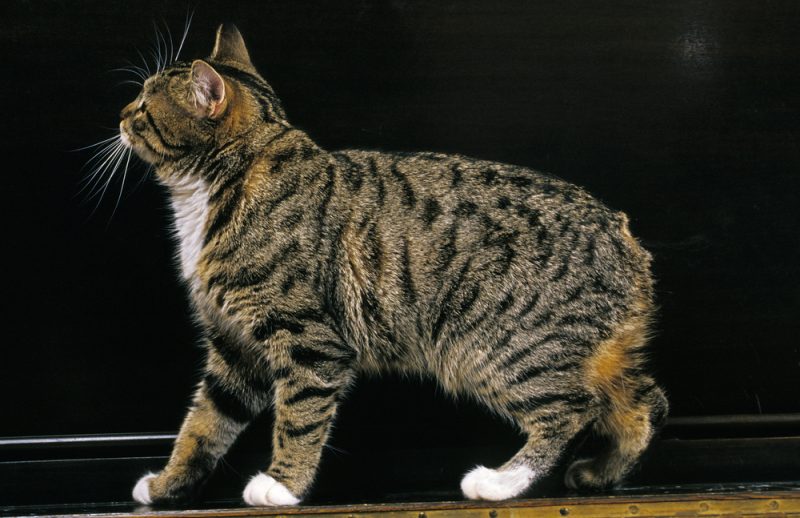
<box><xmin>461</xmin><ymin>465</ymin><xmax>536</xmax><ymax>501</ymax></box>
<box><xmin>243</xmin><ymin>473</ymin><xmax>300</xmax><ymax>506</ymax></box>
<box><xmin>132</xmin><ymin>472</ymin><xmax>158</xmax><ymax>505</ymax></box>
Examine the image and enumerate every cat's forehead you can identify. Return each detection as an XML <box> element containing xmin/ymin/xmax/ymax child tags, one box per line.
<box><xmin>141</xmin><ymin>64</ymin><xmax>191</xmax><ymax>93</ymax></box>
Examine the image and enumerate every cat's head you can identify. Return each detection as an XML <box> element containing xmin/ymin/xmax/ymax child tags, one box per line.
<box><xmin>119</xmin><ymin>24</ymin><xmax>286</xmax><ymax>169</ymax></box>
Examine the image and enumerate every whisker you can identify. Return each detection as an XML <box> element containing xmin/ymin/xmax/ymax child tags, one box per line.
<box><xmin>117</xmin><ymin>80</ymin><xmax>144</xmax><ymax>88</ymax></box>
<box><xmin>135</xmin><ymin>49</ymin><xmax>152</xmax><ymax>77</ymax></box>
<box><xmin>174</xmin><ymin>10</ymin><xmax>194</xmax><ymax>62</ymax></box>
<box><xmin>72</xmin><ymin>134</ymin><xmax>121</xmax><ymax>152</ymax></box>
<box><xmin>112</xmin><ymin>65</ymin><xmax>148</xmax><ymax>81</ymax></box>
<box><xmin>109</xmin><ymin>148</ymin><xmax>133</xmax><ymax>224</ymax></box>
<box><xmin>89</xmin><ymin>144</ymin><xmax>128</xmax><ymax>211</ymax></box>
<box><xmin>163</xmin><ymin>20</ymin><xmax>175</xmax><ymax>64</ymax></box>
<box><xmin>81</xmin><ymin>140</ymin><xmax>123</xmax><ymax>173</ymax></box>
<box><xmin>82</xmin><ymin>143</ymin><xmax>126</xmax><ymax>199</ymax></box>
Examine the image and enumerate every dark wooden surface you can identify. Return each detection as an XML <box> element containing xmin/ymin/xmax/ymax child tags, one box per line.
<box><xmin>1</xmin><ymin>0</ymin><xmax>799</xmax><ymax>509</ymax></box>
<box><xmin>3</xmin><ymin>486</ymin><xmax>800</xmax><ymax>517</ymax></box>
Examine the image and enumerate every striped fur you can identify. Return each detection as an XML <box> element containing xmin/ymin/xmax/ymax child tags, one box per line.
<box><xmin>121</xmin><ymin>24</ymin><xmax>667</xmax><ymax>506</ymax></box>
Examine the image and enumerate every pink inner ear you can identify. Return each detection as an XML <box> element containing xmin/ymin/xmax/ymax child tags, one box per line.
<box><xmin>192</xmin><ymin>61</ymin><xmax>225</xmax><ymax>110</ymax></box>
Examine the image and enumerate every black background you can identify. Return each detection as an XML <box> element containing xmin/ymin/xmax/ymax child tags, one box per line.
<box><xmin>2</xmin><ymin>0</ymin><xmax>798</xmax><ymax>449</ymax></box>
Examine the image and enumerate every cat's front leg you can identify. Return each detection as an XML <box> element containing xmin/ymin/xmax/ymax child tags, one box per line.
<box><xmin>134</xmin><ymin>347</ymin><xmax>269</xmax><ymax>505</ymax></box>
<box><xmin>243</xmin><ymin>337</ymin><xmax>356</xmax><ymax>506</ymax></box>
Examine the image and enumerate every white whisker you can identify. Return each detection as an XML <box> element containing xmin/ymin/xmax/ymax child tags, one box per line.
<box><xmin>72</xmin><ymin>134</ymin><xmax>120</xmax><ymax>152</ymax></box>
<box><xmin>109</xmin><ymin>148</ymin><xmax>133</xmax><ymax>223</ymax></box>
<box><xmin>118</xmin><ymin>80</ymin><xmax>144</xmax><ymax>88</ymax></box>
<box><xmin>164</xmin><ymin>20</ymin><xmax>175</xmax><ymax>64</ymax></box>
<box><xmin>175</xmin><ymin>10</ymin><xmax>194</xmax><ymax>62</ymax></box>
<box><xmin>83</xmin><ymin>143</ymin><xmax>126</xmax><ymax>199</ymax></box>
<box><xmin>136</xmin><ymin>48</ymin><xmax>152</xmax><ymax>76</ymax></box>
<box><xmin>89</xmin><ymin>144</ymin><xmax>128</xmax><ymax>214</ymax></box>
<box><xmin>113</xmin><ymin>65</ymin><xmax>149</xmax><ymax>81</ymax></box>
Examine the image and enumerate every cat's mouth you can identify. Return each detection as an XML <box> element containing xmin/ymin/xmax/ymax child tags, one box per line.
<box><xmin>119</xmin><ymin>123</ymin><xmax>160</xmax><ymax>164</ymax></box>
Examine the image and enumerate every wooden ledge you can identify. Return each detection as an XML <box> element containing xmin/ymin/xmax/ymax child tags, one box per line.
<box><xmin>11</xmin><ymin>488</ymin><xmax>800</xmax><ymax>518</ymax></box>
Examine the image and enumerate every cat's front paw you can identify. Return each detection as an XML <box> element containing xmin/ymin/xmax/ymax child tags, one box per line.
<box><xmin>243</xmin><ymin>473</ymin><xmax>300</xmax><ymax>506</ymax></box>
<box><xmin>461</xmin><ymin>465</ymin><xmax>536</xmax><ymax>501</ymax></box>
<box><xmin>132</xmin><ymin>472</ymin><xmax>159</xmax><ymax>505</ymax></box>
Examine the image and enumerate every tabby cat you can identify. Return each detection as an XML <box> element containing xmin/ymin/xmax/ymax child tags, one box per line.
<box><xmin>120</xmin><ymin>24</ymin><xmax>667</xmax><ymax>506</ymax></box>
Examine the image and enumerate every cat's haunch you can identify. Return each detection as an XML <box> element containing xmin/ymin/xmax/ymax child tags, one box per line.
<box><xmin>116</xmin><ymin>23</ymin><xmax>667</xmax><ymax>507</ymax></box>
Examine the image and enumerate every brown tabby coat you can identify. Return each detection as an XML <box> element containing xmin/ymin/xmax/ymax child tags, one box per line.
<box><xmin>121</xmin><ymin>24</ymin><xmax>667</xmax><ymax>506</ymax></box>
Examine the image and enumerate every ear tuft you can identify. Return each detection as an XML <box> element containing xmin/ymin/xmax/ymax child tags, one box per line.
<box><xmin>211</xmin><ymin>23</ymin><xmax>254</xmax><ymax>70</ymax></box>
<box><xmin>191</xmin><ymin>60</ymin><xmax>226</xmax><ymax>118</ymax></box>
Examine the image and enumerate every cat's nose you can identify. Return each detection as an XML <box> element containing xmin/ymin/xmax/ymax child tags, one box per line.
<box><xmin>120</xmin><ymin>100</ymin><xmax>138</xmax><ymax>119</ymax></box>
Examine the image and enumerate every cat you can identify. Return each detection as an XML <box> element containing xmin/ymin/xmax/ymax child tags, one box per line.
<box><xmin>118</xmin><ymin>23</ymin><xmax>668</xmax><ymax>507</ymax></box>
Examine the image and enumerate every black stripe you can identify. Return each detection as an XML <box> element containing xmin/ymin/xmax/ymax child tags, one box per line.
<box><xmin>584</xmin><ymin>235</ymin><xmax>597</xmax><ymax>266</ymax></box>
<box><xmin>253</xmin><ymin>315</ymin><xmax>305</xmax><ymax>341</ymax></box>
<box><xmin>208</xmin><ymin>332</ymin><xmax>244</xmax><ymax>370</ymax></box>
<box><xmin>506</xmin><ymin>175</ymin><xmax>533</xmax><ymax>188</ymax></box>
<box><xmin>390</xmin><ymin>163</ymin><xmax>416</xmax><ymax>208</ymax></box>
<box><xmin>431</xmin><ymin>258</ymin><xmax>473</xmax><ymax>344</ymax></box>
<box><xmin>263</xmin><ymin>178</ymin><xmax>300</xmax><ymax>219</ymax></box>
<box><xmin>367</xmin><ymin>158</ymin><xmax>385</xmax><ymax>205</ymax></box>
<box><xmin>315</xmin><ymin>163</ymin><xmax>336</xmax><ymax>236</ymax></box>
<box><xmin>511</xmin><ymin>359</ymin><xmax>582</xmax><ymax>385</ymax></box>
<box><xmin>451</xmin><ymin>164</ymin><xmax>463</xmax><ymax>187</ymax></box>
<box><xmin>285</xmin><ymin>420</ymin><xmax>326</xmax><ymax>438</ymax></box>
<box><xmin>337</xmin><ymin>154</ymin><xmax>364</xmax><ymax>192</ymax></box>
<box><xmin>285</xmin><ymin>386</ymin><xmax>337</xmax><ymax>405</ymax></box>
<box><xmin>458</xmin><ymin>284</ymin><xmax>481</xmax><ymax>314</ymax></box>
<box><xmin>364</xmin><ymin>222</ymin><xmax>383</xmax><ymax>268</ymax></box>
<box><xmin>144</xmin><ymin>110</ymin><xmax>190</xmax><ymax>152</ymax></box>
<box><xmin>497</xmin><ymin>196</ymin><xmax>511</xmax><ymax>209</ymax></box>
<box><xmin>550</xmin><ymin>261</ymin><xmax>570</xmax><ymax>281</ymax></box>
<box><xmin>482</xmin><ymin>168</ymin><xmax>498</xmax><ymax>185</ymax></box>
<box><xmin>289</xmin><ymin>345</ymin><xmax>352</xmax><ymax>368</ymax></box>
<box><xmin>454</xmin><ymin>201</ymin><xmax>478</xmax><ymax>216</ymax></box>
<box><xmin>563</xmin><ymin>285</ymin><xmax>585</xmax><ymax>303</ymax></box>
<box><xmin>204</xmin><ymin>375</ymin><xmax>256</xmax><ymax>424</ymax></box>
<box><xmin>517</xmin><ymin>293</ymin><xmax>540</xmax><ymax>320</ymax></box>
<box><xmin>435</xmin><ymin>222</ymin><xmax>458</xmax><ymax>275</ymax></box>
<box><xmin>506</xmin><ymin>391</ymin><xmax>593</xmax><ymax>413</ymax></box>
<box><xmin>523</xmin><ymin>309</ymin><xmax>554</xmax><ymax>330</ymax></box>
<box><xmin>271</xmin><ymin>147</ymin><xmax>300</xmax><ymax>173</ymax></box>
<box><xmin>281</xmin><ymin>273</ymin><xmax>296</xmax><ymax>294</ymax></box>
<box><xmin>221</xmin><ymin>240</ymin><xmax>300</xmax><ymax>289</ymax></box>
<box><xmin>207</xmin><ymin>138</ymin><xmax>241</xmax><ymax>161</ymax></box>
<box><xmin>208</xmin><ymin>170</ymin><xmax>243</xmax><ymax>203</ymax></box>
<box><xmin>422</xmin><ymin>198</ymin><xmax>441</xmax><ymax>226</ymax></box>
<box><xmin>204</xmin><ymin>184</ymin><xmax>242</xmax><ymax>244</ymax></box>
<box><xmin>497</xmin><ymin>292</ymin><xmax>515</xmax><ymax>314</ymax></box>
<box><xmin>272</xmin><ymin>367</ymin><xmax>291</xmax><ymax>380</ymax></box>
<box><xmin>399</xmin><ymin>238</ymin><xmax>417</xmax><ymax>304</ymax></box>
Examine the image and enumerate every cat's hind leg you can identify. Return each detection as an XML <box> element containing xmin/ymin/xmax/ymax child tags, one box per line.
<box><xmin>564</xmin><ymin>381</ymin><xmax>667</xmax><ymax>489</ymax></box>
<box><xmin>564</xmin><ymin>305</ymin><xmax>667</xmax><ymax>490</ymax></box>
<box><xmin>461</xmin><ymin>391</ymin><xmax>598</xmax><ymax>501</ymax></box>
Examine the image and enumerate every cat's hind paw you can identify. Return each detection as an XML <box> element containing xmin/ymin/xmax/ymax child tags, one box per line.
<box><xmin>461</xmin><ymin>465</ymin><xmax>536</xmax><ymax>501</ymax></box>
<box><xmin>132</xmin><ymin>472</ymin><xmax>158</xmax><ymax>505</ymax></box>
<box><xmin>243</xmin><ymin>473</ymin><xmax>300</xmax><ymax>506</ymax></box>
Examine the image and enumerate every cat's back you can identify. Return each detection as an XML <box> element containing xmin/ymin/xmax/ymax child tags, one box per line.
<box><xmin>332</xmin><ymin>148</ymin><xmax>646</xmax><ymax>278</ymax></box>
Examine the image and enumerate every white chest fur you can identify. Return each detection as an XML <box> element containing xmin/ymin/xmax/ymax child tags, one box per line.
<box><xmin>168</xmin><ymin>176</ymin><xmax>211</xmax><ymax>284</ymax></box>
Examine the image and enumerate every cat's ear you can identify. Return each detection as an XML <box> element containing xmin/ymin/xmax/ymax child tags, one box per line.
<box><xmin>191</xmin><ymin>60</ymin><xmax>227</xmax><ymax>119</ymax></box>
<box><xmin>210</xmin><ymin>23</ymin><xmax>255</xmax><ymax>71</ymax></box>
